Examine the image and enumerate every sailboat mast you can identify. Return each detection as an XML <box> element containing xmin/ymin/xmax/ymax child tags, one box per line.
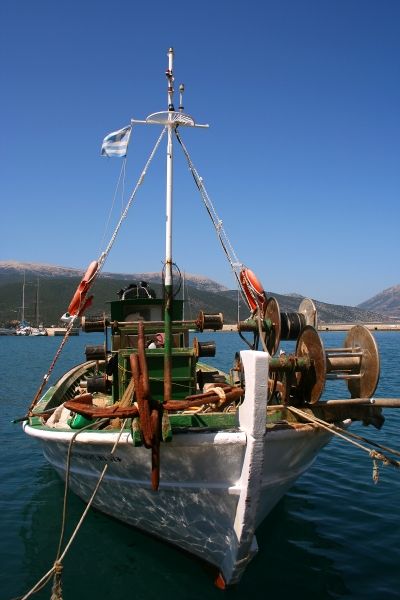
<box><xmin>36</xmin><ymin>278</ymin><xmax>40</xmax><ymax>326</ymax></box>
<box><xmin>164</xmin><ymin>47</ymin><xmax>175</xmax><ymax>403</ymax></box>
<box><xmin>21</xmin><ymin>272</ymin><xmax>25</xmax><ymax>323</ymax></box>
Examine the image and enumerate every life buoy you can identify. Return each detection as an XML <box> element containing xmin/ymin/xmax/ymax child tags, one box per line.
<box><xmin>67</xmin><ymin>260</ymin><xmax>99</xmax><ymax>316</ymax></box>
<box><xmin>240</xmin><ymin>268</ymin><xmax>266</xmax><ymax>313</ymax></box>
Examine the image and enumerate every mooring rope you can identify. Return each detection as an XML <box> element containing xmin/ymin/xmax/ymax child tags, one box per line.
<box><xmin>17</xmin><ymin>419</ymin><xmax>127</xmax><ymax>600</ymax></box>
<box><xmin>287</xmin><ymin>405</ymin><xmax>400</xmax><ymax>477</ymax></box>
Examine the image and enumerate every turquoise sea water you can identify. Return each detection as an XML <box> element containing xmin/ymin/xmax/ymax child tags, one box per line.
<box><xmin>1</xmin><ymin>331</ymin><xmax>400</xmax><ymax>600</ymax></box>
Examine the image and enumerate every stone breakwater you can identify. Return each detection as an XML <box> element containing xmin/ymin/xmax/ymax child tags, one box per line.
<box><xmin>222</xmin><ymin>323</ymin><xmax>400</xmax><ymax>332</ymax></box>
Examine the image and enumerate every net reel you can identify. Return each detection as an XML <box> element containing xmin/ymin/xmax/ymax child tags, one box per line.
<box><xmin>268</xmin><ymin>325</ymin><xmax>380</xmax><ymax>405</ymax></box>
<box><xmin>82</xmin><ymin>314</ymin><xmax>109</xmax><ymax>333</ymax></box>
<box><xmin>237</xmin><ymin>297</ymin><xmax>317</xmax><ymax>355</ymax></box>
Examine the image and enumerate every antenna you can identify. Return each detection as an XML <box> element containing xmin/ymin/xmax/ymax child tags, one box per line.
<box><xmin>179</xmin><ymin>84</ymin><xmax>185</xmax><ymax>112</ymax></box>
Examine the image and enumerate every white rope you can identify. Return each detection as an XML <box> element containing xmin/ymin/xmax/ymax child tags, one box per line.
<box><xmin>98</xmin><ymin>157</ymin><xmax>127</xmax><ymax>257</ymax></box>
<box><xmin>27</xmin><ymin>128</ymin><xmax>167</xmax><ymax>414</ymax></box>
<box><xmin>287</xmin><ymin>405</ymin><xmax>400</xmax><ymax>468</ymax></box>
<box><xmin>208</xmin><ymin>386</ymin><xmax>226</xmax><ymax>402</ymax></box>
<box><xmin>19</xmin><ymin>419</ymin><xmax>128</xmax><ymax>600</ymax></box>
<box><xmin>58</xmin><ymin>420</ymin><xmax>127</xmax><ymax>561</ymax></box>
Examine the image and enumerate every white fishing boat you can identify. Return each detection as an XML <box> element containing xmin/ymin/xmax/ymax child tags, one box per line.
<box><xmin>23</xmin><ymin>49</ymin><xmax>397</xmax><ymax>588</ymax></box>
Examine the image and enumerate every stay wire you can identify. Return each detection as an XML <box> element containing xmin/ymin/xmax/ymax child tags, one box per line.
<box><xmin>26</xmin><ymin>128</ymin><xmax>166</xmax><ymax>414</ymax></box>
<box><xmin>97</xmin><ymin>126</ymin><xmax>167</xmax><ymax>271</ymax></box>
<box><xmin>174</xmin><ymin>129</ymin><xmax>245</xmax><ymax>300</ymax></box>
<box><xmin>98</xmin><ymin>157</ymin><xmax>128</xmax><ymax>257</ymax></box>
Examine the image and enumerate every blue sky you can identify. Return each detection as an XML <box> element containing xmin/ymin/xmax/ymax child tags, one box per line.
<box><xmin>1</xmin><ymin>0</ymin><xmax>399</xmax><ymax>306</ymax></box>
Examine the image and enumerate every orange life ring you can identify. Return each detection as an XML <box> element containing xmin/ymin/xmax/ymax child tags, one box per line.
<box><xmin>240</xmin><ymin>268</ymin><xmax>266</xmax><ymax>313</ymax></box>
<box><xmin>67</xmin><ymin>260</ymin><xmax>99</xmax><ymax>316</ymax></box>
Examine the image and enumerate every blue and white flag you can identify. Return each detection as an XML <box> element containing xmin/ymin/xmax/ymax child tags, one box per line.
<box><xmin>101</xmin><ymin>125</ymin><xmax>132</xmax><ymax>157</ymax></box>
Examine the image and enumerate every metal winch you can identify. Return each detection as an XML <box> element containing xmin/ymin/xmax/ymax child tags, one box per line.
<box><xmin>237</xmin><ymin>297</ymin><xmax>318</xmax><ymax>355</ymax></box>
<box><xmin>267</xmin><ymin>324</ymin><xmax>380</xmax><ymax>405</ymax></box>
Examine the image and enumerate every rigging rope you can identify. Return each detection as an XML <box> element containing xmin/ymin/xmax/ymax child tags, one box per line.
<box><xmin>98</xmin><ymin>156</ymin><xmax>127</xmax><ymax>257</ymax></box>
<box><xmin>174</xmin><ymin>129</ymin><xmax>245</xmax><ymax>299</ymax></box>
<box><xmin>27</xmin><ymin>128</ymin><xmax>167</xmax><ymax>414</ymax></box>
<box><xmin>27</xmin><ymin>318</ymin><xmax>79</xmax><ymax>415</ymax></box>
<box><xmin>97</xmin><ymin>126</ymin><xmax>167</xmax><ymax>271</ymax></box>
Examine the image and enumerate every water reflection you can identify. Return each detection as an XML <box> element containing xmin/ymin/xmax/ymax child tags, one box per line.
<box><xmin>12</xmin><ymin>462</ymin><xmax>353</xmax><ymax>600</ymax></box>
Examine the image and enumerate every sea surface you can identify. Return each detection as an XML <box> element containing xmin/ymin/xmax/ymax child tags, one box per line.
<box><xmin>1</xmin><ymin>331</ymin><xmax>400</xmax><ymax>600</ymax></box>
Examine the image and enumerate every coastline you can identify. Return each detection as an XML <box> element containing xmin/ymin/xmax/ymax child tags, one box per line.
<box><xmin>222</xmin><ymin>323</ymin><xmax>400</xmax><ymax>332</ymax></box>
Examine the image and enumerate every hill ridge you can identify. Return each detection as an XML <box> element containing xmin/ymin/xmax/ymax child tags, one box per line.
<box><xmin>0</xmin><ymin>261</ymin><xmax>394</xmax><ymax>326</ymax></box>
<box><xmin>0</xmin><ymin>261</ymin><xmax>228</xmax><ymax>293</ymax></box>
<box><xmin>357</xmin><ymin>284</ymin><xmax>400</xmax><ymax>319</ymax></box>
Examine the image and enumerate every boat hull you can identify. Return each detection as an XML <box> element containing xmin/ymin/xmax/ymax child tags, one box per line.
<box><xmin>24</xmin><ymin>420</ymin><xmax>332</xmax><ymax>583</ymax></box>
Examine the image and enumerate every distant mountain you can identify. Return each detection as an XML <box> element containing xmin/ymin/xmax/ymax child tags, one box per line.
<box><xmin>357</xmin><ymin>284</ymin><xmax>400</xmax><ymax>319</ymax></box>
<box><xmin>0</xmin><ymin>261</ymin><xmax>391</xmax><ymax>326</ymax></box>
<box><xmin>221</xmin><ymin>290</ymin><xmax>387</xmax><ymax>324</ymax></box>
<box><xmin>0</xmin><ymin>261</ymin><xmax>83</xmax><ymax>279</ymax></box>
<box><xmin>0</xmin><ymin>261</ymin><xmax>227</xmax><ymax>293</ymax></box>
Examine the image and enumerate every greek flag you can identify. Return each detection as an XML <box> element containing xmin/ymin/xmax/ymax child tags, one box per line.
<box><xmin>101</xmin><ymin>125</ymin><xmax>132</xmax><ymax>157</ymax></box>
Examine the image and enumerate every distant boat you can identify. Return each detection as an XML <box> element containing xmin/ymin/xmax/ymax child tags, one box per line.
<box><xmin>15</xmin><ymin>277</ymin><xmax>48</xmax><ymax>336</ymax></box>
<box><xmin>0</xmin><ymin>327</ymin><xmax>16</xmax><ymax>336</ymax></box>
<box><xmin>15</xmin><ymin>273</ymin><xmax>32</xmax><ymax>335</ymax></box>
<box><xmin>30</xmin><ymin>279</ymin><xmax>47</xmax><ymax>335</ymax></box>
<box><xmin>22</xmin><ymin>49</ymin><xmax>398</xmax><ymax>588</ymax></box>
<box><xmin>30</xmin><ymin>325</ymin><xmax>47</xmax><ymax>336</ymax></box>
<box><xmin>15</xmin><ymin>321</ymin><xmax>31</xmax><ymax>335</ymax></box>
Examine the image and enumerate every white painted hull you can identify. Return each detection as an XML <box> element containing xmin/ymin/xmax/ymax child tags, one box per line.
<box><xmin>24</xmin><ymin>418</ymin><xmax>332</xmax><ymax>584</ymax></box>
